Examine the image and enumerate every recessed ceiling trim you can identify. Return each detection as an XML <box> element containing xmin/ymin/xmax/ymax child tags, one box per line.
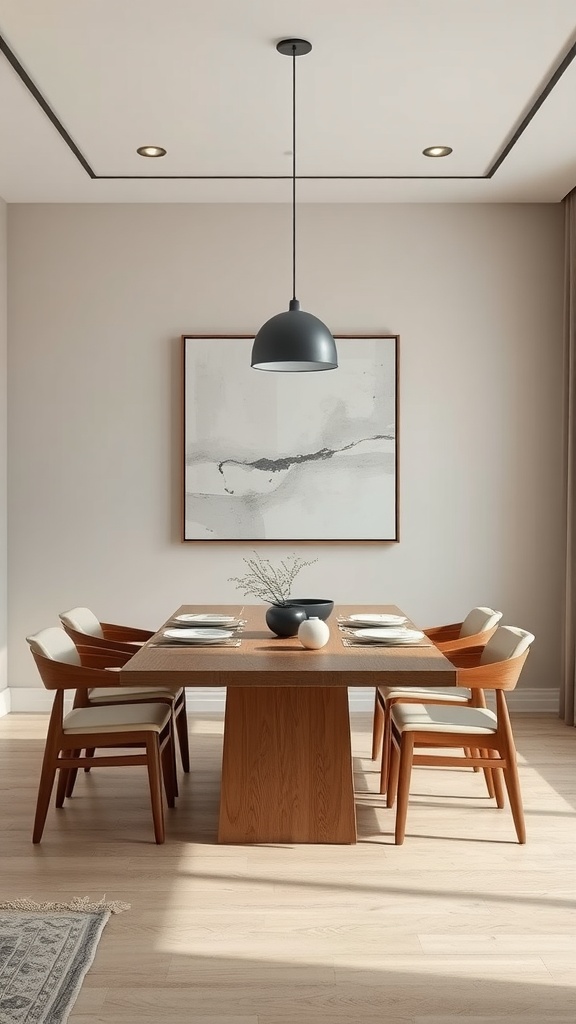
<box><xmin>487</xmin><ymin>37</ymin><xmax>576</xmax><ymax>177</ymax></box>
<box><xmin>1</xmin><ymin>29</ymin><xmax>575</xmax><ymax>185</ymax></box>
<box><xmin>0</xmin><ymin>33</ymin><xmax>95</xmax><ymax>179</ymax></box>
<box><xmin>94</xmin><ymin>174</ymin><xmax>486</xmax><ymax>181</ymax></box>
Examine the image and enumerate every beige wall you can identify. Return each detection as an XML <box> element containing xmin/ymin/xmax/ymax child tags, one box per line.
<box><xmin>0</xmin><ymin>198</ymin><xmax>6</xmax><ymax>697</ymax></box>
<box><xmin>7</xmin><ymin>202</ymin><xmax>564</xmax><ymax>698</ymax></box>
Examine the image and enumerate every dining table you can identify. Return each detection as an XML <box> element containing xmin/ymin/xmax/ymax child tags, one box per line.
<box><xmin>120</xmin><ymin>604</ymin><xmax>457</xmax><ymax>844</ymax></box>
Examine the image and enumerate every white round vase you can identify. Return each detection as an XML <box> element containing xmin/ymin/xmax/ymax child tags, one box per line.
<box><xmin>298</xmin><ymin>616</ymin><xmax>330</xmax><ymax>650</ymax></box>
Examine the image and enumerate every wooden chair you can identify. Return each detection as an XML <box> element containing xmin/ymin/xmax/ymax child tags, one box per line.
<box><xmin>59</xmin><ymin>606</ymin><xmax>154</xmax><ymax>652</ymax></box>
<box><xmin>59</xmin><ymin>606</ymin><xmax>190</xmax><ymax>773</ymax></box>
<box><xmin>385</xmin><ymin>625</ymin><xmax>535</xmax><ymax>844</ymax></box>
<box><xmin>372</xmin><ymin>606</ymin><xmax>503</xmax><ymax>791</ymax></box>
<box><xmin>26</xmin><ymin>627</ymin><xmax>178</xmax><ymax>844</ymax></box>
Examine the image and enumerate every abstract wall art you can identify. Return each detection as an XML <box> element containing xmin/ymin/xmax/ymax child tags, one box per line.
<box><xmin>182</xmin><ymin>335</ymin><xmax>399</xmax><ymax>541</ymax></box>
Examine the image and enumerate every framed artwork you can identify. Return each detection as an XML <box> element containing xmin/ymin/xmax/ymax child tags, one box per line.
<box><xmin>182</xmin><ymin>334</ymin><xmax>399</xmax><ymax>541</ymax></box>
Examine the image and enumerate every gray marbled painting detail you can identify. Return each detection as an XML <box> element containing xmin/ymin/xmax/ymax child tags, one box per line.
<box><xmin>183</xmin><ymin>336</ymin><xmax>397</xmax><ymax>540</ymax></box>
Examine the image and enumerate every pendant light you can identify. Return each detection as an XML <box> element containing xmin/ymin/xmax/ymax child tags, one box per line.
<box><xmin>251</xmin><ymin>39</ymin><xmax>338</xmax><ymax>372</ymax></box>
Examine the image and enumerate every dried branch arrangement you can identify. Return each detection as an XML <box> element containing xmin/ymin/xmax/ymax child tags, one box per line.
<box><xmin>229</xmin><ymin>552</ymin><xmax>318</xmax><ymax>606</ymax></box>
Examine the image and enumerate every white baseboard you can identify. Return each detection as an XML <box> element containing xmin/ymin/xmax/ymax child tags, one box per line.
<box><xmin>0</xmin><ymin>688</ymin><xmax>11</xmax><ymax>716</ymax></box>
<box><xmin>485</xmin><ymin>688</ymin><xmax>560</xmax><ymax>713</ymax></box>
<box><xmin>7</xmin><ymin>688</ymin><xmax>74</xmax><ymax>714</ymax></box>
<box><xmin>3</xmin><ymin>685</ymin><xmax>560</xmax><ymax>716</ymax></box>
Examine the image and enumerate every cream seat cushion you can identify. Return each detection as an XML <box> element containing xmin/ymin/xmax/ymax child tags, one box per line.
<box><xmin>63</xmin><ymin>703</ymin><xmax>171</xmax><ymax>735</ymax></box>
<box><xmin>87</xmin><ymin>686</ymin><xmax>182</xmax><ymax>703</ymax></box>
<box><xmin>380</xmin><ymin>685</ymin><xmax>471</xmax><ymax>703</ymax></box>
<box><xmin>391</xmin><ymin>703</ymin><xmax>498</xmax><ymax>735</ymax></box>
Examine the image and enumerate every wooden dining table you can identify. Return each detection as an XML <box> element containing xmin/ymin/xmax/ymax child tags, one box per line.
<box><xmin>120</xmin><ymin>604</ymin><xmax>457</xmax><ymax>844</ymax></box>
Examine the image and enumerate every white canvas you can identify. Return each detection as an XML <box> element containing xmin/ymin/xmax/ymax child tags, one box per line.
<box><xmin>182</xmin><ymin>335</ymin><xmax>398</xmax><ymax>540</ymax></box>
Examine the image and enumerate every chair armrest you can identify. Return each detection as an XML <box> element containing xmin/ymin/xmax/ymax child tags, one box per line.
<box><xmin>436</xmin><ymin>624</ymin><xmax>500</xmax><ymax>654</ymax></box>
<box><xmin>455</xmin><ymin>649</ymin><xmax>530</xmax><ymax>690</ymax></box>
<box><xmin>32</xmin><ymin>651</ymin><xmax>132</xmax><ymax>690</ymax></box>
<box><xmin>78</xmin><ymin>647</ymin><xmax>133</xmax><ymax>669</ymax></box>
<box><xmin>62</xmin><ymin>624</ymin><xmax>144</xmax><ymax>655</ymax></box>
<box><xmin>100</xmin><ymin>622</ymin><xmax>154</xmax><ymax>643</ymax></box>
<box><xmin>445</xmin><ymin>646</ymin><xmax>484</xmax><ymax>669</ymax></box>
<box><xmin>423</xmin><ymin>622</ymin><xmax>463</xmax><ymax>644</ymax></box>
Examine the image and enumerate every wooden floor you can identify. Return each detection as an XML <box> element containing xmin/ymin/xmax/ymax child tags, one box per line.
<box><xmin>0</xmin><ymin>711</ymin><xmax>574</xmax><ymax>1024</ymax></box>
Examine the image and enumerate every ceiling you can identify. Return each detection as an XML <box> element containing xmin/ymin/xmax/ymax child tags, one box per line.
<box><xmin>1</xmin><ymin>0</ymin><xmax>576</xmax><ymax>204</ymax></box>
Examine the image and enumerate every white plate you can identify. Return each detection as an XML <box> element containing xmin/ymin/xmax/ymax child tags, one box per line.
<box><xmin>173</xmin><ymin>614</ymin><xmax>237</xmax><ymax>624</ymax></box>
<box><xmin>163</xmin><ymin>628</ymin><xmax>234</xmax><ymax>641</ymax></box>
<box><xmin>348</xmin><ymin>614</ymin><xmax>408</xmax><ymax>625</ymax></box>
<box><xmin>354</xmin><ymin>627</ymin><xmax>424</xmax><ymax>641</ymax></box>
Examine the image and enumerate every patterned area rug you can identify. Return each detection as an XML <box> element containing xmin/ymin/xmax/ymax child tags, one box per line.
<box><xmin>0</xmin><ymin>898</ymin><xmax>130</xmax><ymax>1024</ymax></box>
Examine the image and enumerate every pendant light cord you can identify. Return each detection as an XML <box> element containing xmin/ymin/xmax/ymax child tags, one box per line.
<box><xmin>292</xmin><ymin>44</ymin><xmax>297</xmax><ymax>302</ymax></box>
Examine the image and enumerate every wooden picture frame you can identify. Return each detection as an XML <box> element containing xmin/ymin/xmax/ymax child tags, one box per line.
<box><xmin>182</xmin><ymin>334</ymin><xmax>399</xmax><ymax>541</ymax></box>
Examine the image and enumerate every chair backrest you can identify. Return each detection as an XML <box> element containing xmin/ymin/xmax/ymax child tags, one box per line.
<box><xmin>459</xmin><ymin>607</ymin><xmax>503</xmax><ymax>638</ymax></box>
<box><xmin>59</xmin><ymin>607</ymin><xmax>104</xmax><ymax>638</ymax></box>
<box><xmin>480</xmin><ymin>625</ymin><xmax>535</xmax><ymax>665</ymax></box>
<box><xmin>26</xmin><ymin>626</ymin><xmax>82</xmax><ymax>666</ymax></box>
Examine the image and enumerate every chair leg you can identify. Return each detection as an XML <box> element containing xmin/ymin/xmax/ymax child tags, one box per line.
<box><xmin>502</xmin><ymin>755</ymin><xmax>526</xmax><ymax>843</ymax></box>
<box><xmin>160</xmin><ymin>731</ymin><xmax>177</xmax><ymax>809</ymax></box>
<box><xmin>465</xmin><ymin>747</ymin><xmax>481</xmax><ymax>772</ymax></box>
<box><xmin>386</xmin><ymin>732</ymin><xmax>400</xmax><ymax>808</ymax></box>
<box><xmin>166</xmin><ymin>712</ymin><xmax>179</xmax><ymax>799</ymax></box>
<box><xmin>33</xmin><ymin>693</ymin><xmax>68</xmax><ymax>843</ymax></box>
<box><xmin>485</xmin><ymin>748</ymin><xmax>505</xmax><ymax>808</ymax></box>
<box><xmin>33</xmin><ymin>741</ymin><xmax>61</xmax><ymax>844</ymax></box>
<box><xmin>371</xmin><ymin>690</ymin><xmax>384</xmax><ymax>760</ymax></box>
<box><xmin>473</xmin><ymin>694</ymin><xmax>492</xmax><ymax>780</ymax></box>
<box><xmin>65</xmin><ymin>750</ymin><xmax>82</xmax><ymax>798</ymax></box>
<box><xmin>379</xmin><ymin>707</ymin><xmax>392</xmax><ymax>793</ymax></box>
<box><xmin>56</xmin><ymin>751</ymin><xmax>72</xmax><ymax>807</ymax></box>
<box><xmin>479</xmin><ymin>749</ymin><xmax>496</xmax><ymax>798</ymax></box>
<box><xmin>395</xmin><ymin>733</ymin><xmax>415</xmax><ymax>845</ymax></box>
<box><xmin>84</xmin><ymin>747</ymin><xmax>96</xmax><ymax>772</ymax></box>
<box><xmin>175</xmin><ymin>694</ymin><xmax>190</xmax><ymax>773</ymax></box>
<box><xmin>146</xmin><ymin>736</ymin><xmax>166</xmax><ymax>844</ymax></box>
<box><xmin>33</xmin><ymin>766</ymin><xmax>59</xmax><ymax>843</ymax></box>
<box><xmin>494</xmin><ymin>690</ymin><xmax>523</xmax><ymax>835</ymax></box>
<box><xmin>492</xmin><ymin>765</ymin><xmax>505</xmax><ymax>808</ymax></box>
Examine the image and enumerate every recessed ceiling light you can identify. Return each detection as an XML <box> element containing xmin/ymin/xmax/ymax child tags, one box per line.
<box><xmin>137</xmin><ymin>146</ymin><xmax>167</xmax><ymax>158</ymax></box>
<box><xmin>422</xmin><ymin>146</ymin><xmax>453</xmax><ymax>158</ymax></box>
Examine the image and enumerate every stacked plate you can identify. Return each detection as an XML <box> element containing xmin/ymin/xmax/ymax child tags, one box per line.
<box><xmin>347</xmin><ymin>627</ymin><xmax>426</xmax><ymax>645</ymax></box>
<box><xmin>338</xmin><ymin>613</ymin><xmax>409</xmax><ymax>628</ymax></box>
<box><xmin>171</xmin><ymin>613</ymin><xmax>241</xmax><ymax>626</ymax></box>
<box><xmin>162</xmin><ymin>627</ymin><xmax>235</xmax><ymax>645</ymax></box>
<box><xmin>338</xmin><ymin>614</ymin><xmax>427</xmax><ymax>645</ymax></box>
<box><xmin>162</xmin><ymin>613</ymin><xmax>244</xmax><ymax>644</ymax></box>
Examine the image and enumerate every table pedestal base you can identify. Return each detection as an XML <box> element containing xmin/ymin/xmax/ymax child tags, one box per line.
<box><xmin>218</xmin><ymin>686</ymin><xmax>357</xmax><ymax>844</ymax></box>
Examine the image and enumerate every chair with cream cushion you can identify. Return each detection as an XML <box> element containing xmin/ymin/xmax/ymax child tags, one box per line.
<box><xmin>372</xmin><ymin>606</ymin><xmax>503</xmax><ymax>791</ymax></box>
<box><xmin>58</xmin><ymin>606</ymin><xmax>154</xmax><ymax>652</ymax></box>
<box><xmin>385</xmin><ymin>625</ymin><xmax>535</xmax><ymax>845</ymax></box>
<box><xmin>425</xmin><ymin>606</ymin><xmax>504</xmax><ymax>653</ymax></box>
<box><xmin>26</xmin><ymin>627</ymin><xmax>177</xmax><ymax>844</ymax></box>
<box><xmin>59</xmin><ymin>606</ymin><xmax>190</xmax><ymax>774</ymax></box>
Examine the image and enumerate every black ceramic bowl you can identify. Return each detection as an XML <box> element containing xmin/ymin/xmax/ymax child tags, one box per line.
<box><xmin>289</xmin><ymin>599</ymin><xmax>334</xmax><ymax>621</ymax></box>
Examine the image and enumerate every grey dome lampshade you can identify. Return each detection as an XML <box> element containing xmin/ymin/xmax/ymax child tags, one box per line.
<box><xmin>251</xmin><ymin>299</ymin><xmax>338</xmax><ymax>372</ymax></box>
<box><xmin>251</xmin><ymin>38</ymin><xmax>338</xmax><ymax>373</ymax></box>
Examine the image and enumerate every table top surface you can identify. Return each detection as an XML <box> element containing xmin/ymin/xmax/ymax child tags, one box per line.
<box><xmin>120</xmin><ymin>605</ymin><xmax>457</xmax><ymax>688</ymax></box>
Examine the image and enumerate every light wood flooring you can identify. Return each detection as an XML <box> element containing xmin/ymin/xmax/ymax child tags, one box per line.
<box><xmin>0</xmin><ymin>711</ymin><xmax>574</xmax><ymax>1024</ymax></box>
